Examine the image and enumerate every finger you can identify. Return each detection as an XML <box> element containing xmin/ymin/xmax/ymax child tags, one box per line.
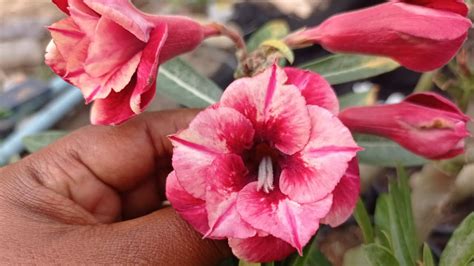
<box><xmin>58</xmin><ymin>208</ymin><xmax>231</xmax><ymax>265</ymax></box>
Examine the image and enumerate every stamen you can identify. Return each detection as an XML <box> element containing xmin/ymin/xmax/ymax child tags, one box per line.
<box><xmin>257</xmin><ymin>156</ymin><xmax>274</xmax><ymax>193</ymax></box>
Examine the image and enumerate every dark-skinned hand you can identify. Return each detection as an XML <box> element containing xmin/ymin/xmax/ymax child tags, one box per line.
<box><xmin>0</xmin><ymin>109</ymin><xmax>230</xmax><ymax>265</ymax></box>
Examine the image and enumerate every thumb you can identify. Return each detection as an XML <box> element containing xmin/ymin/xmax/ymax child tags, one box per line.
<box><xmin>63</xmin><ymin>208</ymin><xmax>231</xmax><ymax>265</ymax></box>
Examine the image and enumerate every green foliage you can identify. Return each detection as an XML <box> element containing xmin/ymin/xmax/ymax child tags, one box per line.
<box><xmin>300</xmin><ymin>54</ymin><xmax>400</xmax><ymax>85</ymax></box>
<box><xmin>422</xmin><ymin>243</ymin><xmax>435</xmax><ymax>266</ymax></box>
<box><xmin>440</xmin><ymin>213</ymin><xmax>474</xmax><ymax>266</ymax></box>
<box><xmin>363</xmin><ymin>244</ymin><xmax>400</xmax><ymax>266</ymax></box>
<box><xmin>355</xmin><ymin>134</ymin><xmax>427</xmax><ymax>167</ymax></box>
<box><xmin>289</xmin><ymin>236</ymin><xmax>331</xmax><ymax>266</ymax></box>
<box><xmin>157</xmin><ymin>57</ymin><xmax>222</xmax><ymax>108</ymax></box>
<box><xmin>22</xmin><ymin>130</ymin><xmax>68</xmax><ymax>153</ymax></box>
<box><xmin>246</xmin><ymin>20</ymin><xmax>290</xmax><ymax>52</ymax></box>
<box><xmin>338</xmin><ymin>88</ymin><xmax>378</xmax><ymax>110</ymax></box>
<box><xmin>353</xmin><ymin>199</ymin><xmax>374</xmax><ymax>244</ymax></box>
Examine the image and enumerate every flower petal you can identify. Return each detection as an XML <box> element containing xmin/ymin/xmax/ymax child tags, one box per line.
<box><xmin>52</xmin><ymin>0</ymin><xmax>70</xmax><ymax>15</ymax></box>
<box><xmin>171</xmin><ymin>107</ymin><xmax>255</xmax><ymax>199</ymax></box>
<box><xmin>205</xmin><ymin>154</ymin><xmax>257</xmax><ymax>239</ymax></box>
<box><xmin>45</xmin><ymin>40</ymin><xmax>67</xmax><ymax>78</ymax></box>
<box><xmin>165</xmin><ymin>171</ymin><xmax>210</xmax><ymax>236</ymax></box>
<box><xmin>400</xmin><ymin>0</ymin><xmax>469</xmax><ymax>16</ymax></box>
<box><xmin>280</xmin><ymin>105</ymin><xmax>360</xmax><ymax>203</ymax></box>
<box><xmin>229</xmin><ymin>235</ymin><xmax>295</xmax><ymax>262</ymax></box>
<box><xmin>321</xmin><ymin>158</ymin><xmax>360</xmax><ymax>227</ymax></box>
<box><xmin>284</xmin><ymin>67</ymin><xmax>339</xmax><ymax>115</ymax></box>
<box><xmin>68</xmin><ymin>0</ymin><xmax>100</xmax><ymax>38</ymax></box>
<box><xmin>130</xmin><ymin>23</ymin><xmax>168</xmax><ymax>114</ymax></box>
<box><xmin>237</xmin><ymin>182</ymin><xmax>333</xmax><ymax>253</ymax></box>
<box><xmin>221</xmin><ymin>65</ymin><xmax>311</xmax><ymax>155</ymax></box>
<box><xmin>84</xmin><ymin>16</ymin><xmax>145</xmax><ymax>78</ymax></box>
<box><xmin>84</xmin><ymin>0</ymin><xmax>154</xmax><ymax>42</ymax></box>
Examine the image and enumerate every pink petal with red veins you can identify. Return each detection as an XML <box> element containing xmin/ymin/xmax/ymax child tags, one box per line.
<box><xmin>84</xmin><ymin>0</ymin><xmax>154</xmax><ymax>42</ymax></box>
<box><xmin>221</xmin><ymin>65</ymin><xmax>311</xmax><ymax>155</ymax></box>
<box><xmin>130</xmin><ymin>23</ymin><xmax>168</xmax><ymax>114</ymax></box>
<box><xmin>280</xmin><ymin>105</ymin><xmax>360</xmax><ymax>203</ymax></box>
<box><xmin>165</xmin><ymin>171</ymin><xmax>210</xmax><ymax>236</ymax></box>
<box><xmin>205</xmin><ymin>154</ymin><xmax>257</xmax><ymax>239</ymax></box>
<box><xmin>171</xmin><ymin>107</ymin><xmax>255</xmax><ymax>199</ymax></box>
<box><xmin>229</xmin><ymin>235</ymin><xmax>295</xmax><ymax>262</ymax></box>
<box><xmin>69</xmin><ymin>0</ymin><xmax>100</xmax><ymax>37</ymax></box>
<box><xmin>52</xmin><ymin>0</ymin><xmax>70</xmax><ymax>15</ymax></box>
<box><xmin>284</xmin><ymin>67</ymin><xmax>339</xmax><ymax>115</ymax></box>
<box><xmin>321</xmin><ymin>158</ymin><xmax>360</xmax><ymax>227</ymax></box>
<box><xmin>84</xmin><ymin>17</ymin><xmax>145</xmax><ymax>79</ymax></box>
<box><xmin>237</xmin><ymin>182</ymin><xmax>333</xmax><ymax>253</ymax></box>
<box><xmin>45</xmin><ymin>40</ymin><xmax>67</xmax><ymax>78</ymax></box>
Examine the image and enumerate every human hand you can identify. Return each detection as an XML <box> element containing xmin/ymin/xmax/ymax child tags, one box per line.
<box><xmin>0</xmin><ymin>109</ymin><xmax>230</xmax><ymax>265</ymax></box>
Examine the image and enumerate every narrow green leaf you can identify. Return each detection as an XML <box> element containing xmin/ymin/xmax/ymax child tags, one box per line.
<box><xmin>157</xmin><ymin>57</ymin><xmax>222</xmax><ymax>108</ymax></box>
<box><xmin>374</xmin><ymin>195</ymin><xmax>393</xmax><ymax>250</ymax></box>
<box><xmin>422</xmin><ymin>243</ymin><xmax>435</xmax><ymax>266</ymax></box>
<box><xmin>354</xmin><ymin>199</ymin><xmax>374</xmax><ymax>244</ymax></box>
<box><xmin>440</xmin><ymin>213</ymin><xmax>474</xmax><ymax>266</ymax></box>
<box><xmin>247</xmin><ymin>20</ymin><xmax>290</xmax><ymax>52</ymax></box>
<box><xmin>338</xmin><ymin>88</ymin><xmax>378</xmax><ymax>110</ymax></box>
<box><xmin>261</xmin><ymin>39</ymin><xmax>295</xmax><ymax>63</ymax></box>
<box><xmin>290</xmin><ymin>236</ymin><xmax>331</xmax><ymax>266</ymax></box>
<box><xmin>343</xmin><ymin>245</ymin><xmax>371</xmax><ymax>266</ymax></box>
<box><xmin>363</xmin><ymin>244</ymin><xmax>400</xmax><ymax>266</ymax></box>
<box><xmin>356</xmin><ymin>134</ymin><xmax>427</xmax><ymax>167</ymax></box>
<box><xmin>239</xmin><ymin>260</ymin><xmax>260</xmax><ymax>266</ymax></box>
<box><xmin>22</xmin><ymin>130</ymin><xmax>68</xmax><ymax>153</ymax></box>
<box><xmin>300</xmin><ymin>54</ymin><xmax>400</xmax><ymax>85</ymax></box>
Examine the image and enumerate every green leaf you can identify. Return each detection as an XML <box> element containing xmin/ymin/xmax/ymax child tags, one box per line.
<box><xmin>422</xmin><ymin>243</ymin><xmax>435</xmax><ymax>266</ymax></box>
<box><xmin>343</xmin><ymin>245</ymin><xmax>371</xmax><ymax>266</ymax></box>
<box><xmin>290</xmin><ymin>236</ymin><xmax>331</xmax><ymax>266</ymax></box>
<box><xmin>440</xmin><ymin>213</ymin><xmax>474</xmax><ymax>266</ymax></box>
<box><xmin>239</xmin><ymin>260</ymin><xmax>260</xmax><ymax>266</ymax></box>
<box><xmin>22</xmin><ymin>130</ymin><xmax>68</xmax><ymax>153</ymax></box>
<box><xmin>354</xmin><ymin>199</ymin><xmax>375</xmax><ymax>244</ymax></box>
<box><xmin>385</xmin><ymin>167</ymin><xmax>418</xmax><ymax>266</ymax></box>
<box><xmin>374</xmin><ymin>195</ymin><xmax>393</xmax><ymax>250</ymax></box>
<box><xmin>363</xmin><ymin>244</ymin><xmax>400</xmax><ymax>266</ymax></box>
<box><xmin>247</xmin><ymin>20</ymin><xmax>290</xmax><ymax>52</ymax></box>
<box><xmin>338</xmin><ymin>88</ymin><xmax>378</xmax><ymax>110</ymax></box>
<box><xmin>355</xmin><ymin>134</ymin><xmax>428</xmax><ymax>167</ymax></box>
<box><xmin>300</xmin><ymin>54</ymin><xmax>400</xmax><ymax>85</ymax></box>
<box><xmin>157</xmin><ymin>57</ymin><xmax>222</xmax><ymax>108</ymax></box>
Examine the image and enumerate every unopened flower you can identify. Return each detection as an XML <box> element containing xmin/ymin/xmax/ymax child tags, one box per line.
<box><xmin>166</xmin><ymin>65</ymin><xmax>361</xmax><ymax>262</ymax></box>
<box><xmin>339</xmin><ymin>92</ymin><xmax>470</xmax><ymax>159</ymax></box>
<box><xmin>286</xmin><ymin>1</ymin><xmax>472</xmax><ymax>72</ymax></box>
<box><xmin>46</xmin><ymin>0</ymin><xmax>215</xmax><ymax>125</ymax></box>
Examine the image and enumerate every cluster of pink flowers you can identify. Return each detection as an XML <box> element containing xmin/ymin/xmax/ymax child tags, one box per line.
<box><xmin>45</xmin><ymin>0</ymin><xmax>471</xmax><ymax>262</ymax></box>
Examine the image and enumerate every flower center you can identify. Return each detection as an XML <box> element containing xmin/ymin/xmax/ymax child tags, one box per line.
<box><xmin>257</xmin><ymin>156</ymin><xmax>274</xmax><ymax>193</ymax></box>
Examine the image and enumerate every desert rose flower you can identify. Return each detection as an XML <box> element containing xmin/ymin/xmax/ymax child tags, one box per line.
<box><xmin>285</xmin><ymin>1</ymin><xmax>472</xmax><ymax>72</ymax></box>
<box><xmin>339</xmin><ymin>92</ymin><xmax>470</xmax><ymax>160</ymax></box>
<box><xmin>166</xmin><ymin>65</ymin><xmax>361</xmax><ymax>262</ymax></box>
<box><xmin>46</xmin><ymin>0</ymin><xmax>216</xmax><ymax>125</ymax></box>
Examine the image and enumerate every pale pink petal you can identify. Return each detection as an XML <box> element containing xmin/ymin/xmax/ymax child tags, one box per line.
<box><xmin>165</xmin><ymin>171</ymin><xmax>210</xmax><ymax>236</ymax></box>
<box><xmin>321</xmin><ymin>158</ymin><xmax>360</xmax><ymax>227</ymax></box>
<box><xmin>205</xmin><ymin>154</ymin><xmax>257</xmax><ymax>239</ymax></box>
<box><xmin>45</xmin><ymin>40</ymin><xmax>67</xmax><ymax>78</ymax></box>
<box><xmin>284</xmin><ymin>67</ymin><xmax>339</xmax><ymax>115</ymax></box>
<box><xmin>84</xmin><ymin>0</ymin><xmax>154</xmax><ymax>42</ymax></box>
<box><xmin>229</xmin><ymin>235</ymin><xmax>295</xmax><ymax>262</ymax></box>
<box><xmin>237</xmin><ymin>182</ymin><xmax>333</xmax><ymax>253</ymax></box>
<box><xmin>171</xmin><ymin>107</ymin><xmax>255</xmax><ymax>199</ymax></box>
<box><xmin>220</xmin><ymin>65</ymin><xmax>311</xmax><ymax>155</ymax></box>
<box><xmin>84</xmin><ymin>17</ymin><xmax>145</xmax><ymax>78</ymax></box>
<box><xmin>52</xmin><ymin>0</ymin><xmax>70</xmax><ymax>15</ymax></box>
<box><xmin>130</xmin><ymin>23</ymin><xmax>168</xmax><ymax>114</ymax></box>
<box><xmin>280</xmin><ymin>105</ymin><xmax>360</xmax><ymax>203</ymax></box>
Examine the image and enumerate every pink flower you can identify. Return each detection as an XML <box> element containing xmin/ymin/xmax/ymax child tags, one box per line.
<box><xmin>45</xmin><ymin>0</ymin><xmax>214</xmax><ymax>125</ymax></box>
<box><xmin>286</xmin><ymin>1</ymin><xmax>472</xmax><ymax>72</ymax></box>
<box><xmin>339</xmin><ymin>92</ymin><xmax>470</xmax><ymax>160</ymax></box>
<box><xmin>166</xmin><ymin>65</ymin><xmax>361</xmax><ymax>262</ymax></box>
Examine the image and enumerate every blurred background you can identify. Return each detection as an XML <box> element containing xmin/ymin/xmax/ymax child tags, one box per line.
<box><xmin>0</xmin><ymin>1</ymin><xmax>472</xmax><ymax>265</ymax></box>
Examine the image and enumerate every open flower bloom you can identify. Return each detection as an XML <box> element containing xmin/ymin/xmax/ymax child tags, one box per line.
<box><xmin>339</xmin><ymin>92</ymin><xmax>470</xmax><ymax>160</ymax></box>
<box><xmin>286</xmin><ymin>0</ymin><xmax>472</xmax><ymax>72</ymax></box>
<box><xmin>166</xmin><ymin>65</ymin><xmax>361</xmax><ymax>262</ymax></box>
<box><xmin>46</xmin><ymin>0</ymin><xmax>214</xmax><ymax>125</ymax></box>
